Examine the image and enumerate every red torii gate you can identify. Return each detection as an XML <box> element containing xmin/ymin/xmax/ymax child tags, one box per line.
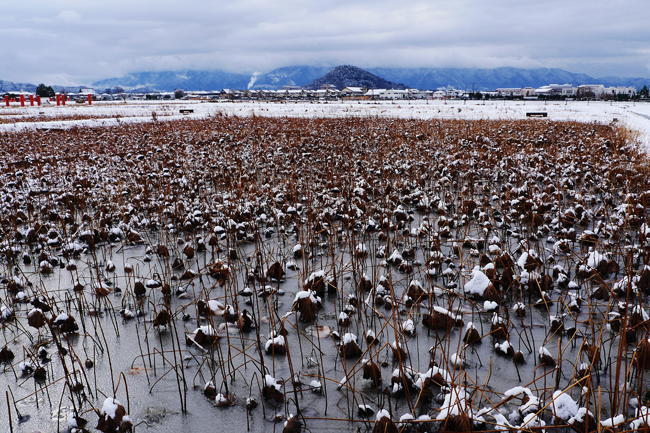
<box><xmin>3</xmin><ymin>94</ymin><xmax>42</xmax><ymax>107</ymax></box>
<box><xmin>2</xmin><ymin>93</ymin><xmax>91</xmax><ymax>107</ymax></box>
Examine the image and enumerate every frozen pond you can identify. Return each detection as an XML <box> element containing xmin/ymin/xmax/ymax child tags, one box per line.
<box><xmin>0</xmin><ymin>116</ymin><xmax>649</xmax><ymax>432</ymax></box>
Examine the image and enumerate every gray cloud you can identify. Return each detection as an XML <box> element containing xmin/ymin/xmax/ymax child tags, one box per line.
<box><xmin>2</xmin><ymin>0</ymin><xmax>649</xmax><ymax>84</ymax></box>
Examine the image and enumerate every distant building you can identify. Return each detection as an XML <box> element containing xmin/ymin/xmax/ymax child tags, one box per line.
<box><xmin>576</xmin><ymin>84</ymin><xmax>605</xmax><ymax>98</ymax></box>
<box><xmin>496</xmin><ymin>88</ymin><xmax>524</xmax><ymax>97</ymax></box>
<box><xmin>378</xmin><ymin>89</ymin><xmax>409</xmax><ymax>99</ymax></box>
<box><xmin>447</xmin><ymin>88</ymin><xmax>466</xmax><ymax>98</ymax></box>
<box><xmin>535</xmin><ymin>84</ymin><xmax>575</xmax><ymax>97</ymax></box>
<box><xmin>406</xmin><ymin>89</ymin><xmax>430</xmax><ymax>99</ymax></box>
<box><xmin>341</xmin><ymin>87</ymin><xmax>365</xmax><ymax>96</ymax></box>
<box><xmin>522</xmin><ymin>87</ymin><xmax>536</xmax><ymax>97</ymax></box>
<box><xmin>431</xmin><ymin>90</ymin><xmax>446</xmax><ymax>99</ymax></box>
<box><xmin>604</xmin><ymin>86</ymin><xmax>636</xmax><ymax>97</ymax></box>
<box><xmin>364</xmin><ymin>89</ymin><xmax>386</xmax><ymax>98</ymax></box>
<box><xmin>430</xmin><ymin>88</ymin><xmax>463</xmax><ymax>99</ymax></box>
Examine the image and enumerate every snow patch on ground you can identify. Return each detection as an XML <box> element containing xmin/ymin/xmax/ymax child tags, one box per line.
<box><xmin>2</xmin><ymin>100</ymin><xmax>650</xmax><ymax>150</ymax></box>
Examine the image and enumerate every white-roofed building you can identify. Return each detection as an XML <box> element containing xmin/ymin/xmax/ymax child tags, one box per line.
<box><xmin>341</xmin><ymin>87</ymin><xmax>365</xmax><ymax>96</ymax></box>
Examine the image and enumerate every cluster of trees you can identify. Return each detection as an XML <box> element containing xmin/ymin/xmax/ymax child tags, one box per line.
<box><xmin>143</xmin><ymin>90</ymin><xmax>185</xmax><ymax>100</ymax></box>
<box><xmin>35</xmin><ymin>84</ymin><xmax>55</xmax><ymax>98</ymax></box>
<box><xmin>101</xmin><ymin>86</ymin><xmax>125</xmax><ymax>94</ymax></box>
<box><xmin>641</xmin><ymin>85</ymin><xmax>649</xmax><ymax>98</ymax></box>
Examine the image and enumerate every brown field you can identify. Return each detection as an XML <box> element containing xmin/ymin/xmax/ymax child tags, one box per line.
<box><xmin>0</xmin><ymin>117</ymin><xmax>649</xmax><ymax>433</ymax></box>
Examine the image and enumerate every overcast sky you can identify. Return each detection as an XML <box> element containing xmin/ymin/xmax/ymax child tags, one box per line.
<box><xmin>2</xmin><ymin>0</ymin><xmax>649</xmax><ymax>84</ymax></box>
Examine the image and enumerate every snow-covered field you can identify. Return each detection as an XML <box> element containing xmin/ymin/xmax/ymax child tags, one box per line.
<box><xmin>2</xmin><ymin>99</ymin><xmax>650</xmax><ymax>149</ymax></box>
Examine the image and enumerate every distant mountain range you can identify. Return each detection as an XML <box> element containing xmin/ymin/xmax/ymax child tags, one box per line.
<box><xmin>246</xmin><ymin>66</ymin><xmax>331</xmax><ymax>90</ymax></box>
<box><xmin>372</xmin><ymin>67</ymin><xmax>650</xmax><ymax>92</ymax></box>
<box><xmin>2</xmin><ymin>66</ymin><xmax>649</xmax><ymax>93</ymax></box>
<box><xmin>90</xmin><ymin>66</ymin><xmax>649</xmax><ymax>91</ymax></box>
<box><xmin>93</xmin><ymin>70</ymin><xmax>251</xmax><ymax>92</ymax></box>
<box><xmin>0</xmin><ymin>80</ymin><xmax>37</xmax><ymax>93</ymax></box>
<box><xmin>0</xmin><ymin>80</ymin><xmax>85</xmax><ymax>94</ymax></box>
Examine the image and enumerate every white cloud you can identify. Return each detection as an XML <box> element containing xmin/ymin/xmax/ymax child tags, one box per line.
<box><xmin>56</xmin><ymin>10</ymin><xmax>82</xmax><ymax>22</ymax></box>
<box><xmin>1</xmin><ymin>0</ymin><xmax>648</xmax><ymax>84</ymax></box>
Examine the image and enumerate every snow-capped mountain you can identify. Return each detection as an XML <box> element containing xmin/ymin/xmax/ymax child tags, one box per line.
<box><xmin>3</xmin><ymin>66</ymin><xmax>648</xmax><ymax>93</ymax></box>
